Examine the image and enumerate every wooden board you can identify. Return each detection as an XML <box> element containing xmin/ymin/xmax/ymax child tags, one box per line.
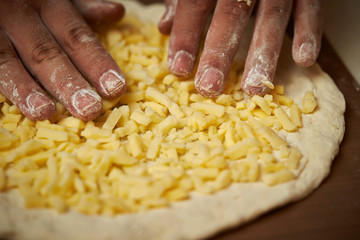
<box><xmin>138</xmin><ymin>1</ymin><xmax>360</xmax><ymax>238</ymax></box>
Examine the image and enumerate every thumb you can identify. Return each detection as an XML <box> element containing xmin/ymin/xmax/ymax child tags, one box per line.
<box><xmin>72</xmin><ymin>0</ymin><xmax>125</xmax><ymax>26</ymax></box>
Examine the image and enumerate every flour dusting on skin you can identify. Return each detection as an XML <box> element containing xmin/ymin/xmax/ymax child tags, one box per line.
<box><xmin>80</xmin><ymin>34</ymin><xmax>97</xmax><ymax>44</ymax></box>
<box><xmin>50</xmin><ymin>65</ymin><xmax>66</xmax><ymax>84</ymax></box>
<box><xmin>71</xmin><ymin>88</ymin><xmax>101</xmax><ymax>116</ymax></box>
<box><xmin>296</xmin><ymin>36</ymin><xmax>316</xmax><ymax>65</ymax></box>
<box><xmin>0</xmin><ymin>77</ymin><xmax>23</xmax><ymax>103</ymax></box>
<box><xmin>170</xmin><ymin>50</ymin><xmax>196</xmax><ymax>75</ymax></box>
<box><xmin>243</xmin><ymin>47</ymin><xmax>278</xmax><ymax>95</ymax></box>
<box><xmin>24</xmin><ymin>91</ymin><xmax>54</xmax><ymax>119</ymax></box>
<box><xmin>194</xmin><ymin>1</ymin><xmax>252</xmax><ymax>97</ymax></box>
<box><xmin>237</xmin><ymin>0</ymin><xmax>252</xmax><ymax>6</ymax></box>
<box><xmin>99</xmin><ymin>69</ymin><xmax>126</xmax><ymax>95</ymax></box>
<box><xmin>12</xmin><ymin>89</ymin><xmax>19</xmax><ymax>99</ymax></box>
<box><xmin>195</xmin><ymin>67</ymin><xmax>224</xmax><ymax>97</ymax></box>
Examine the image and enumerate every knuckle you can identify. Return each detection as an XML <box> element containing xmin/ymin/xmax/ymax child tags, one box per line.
<box><xmin>31</xmin><ymin>39</ymin><xmax>63</xmax><ymax>64</ymax></box>
<box><xmin>263</xmin><ymin>2</ymin><xmax>290</xmax><ymax>19</ymax></box>
<box><xmin>187</xmin><ymin>0</ymin><xmax>213</xmax><ymax>12</ymax></box>
<box><xmin>219</xmin><ymin>2</ymin><xmax>249</xmax><ymax>19</ymax></box>
<box><xmin>63</xmin><ymin>23</ymin><xmax>97</xmax><ymax>52</ymax></box>
<box><xmin>0</xmin><ymin>48</ymin><xmax>18</xmax><ymax>67</ymax></box>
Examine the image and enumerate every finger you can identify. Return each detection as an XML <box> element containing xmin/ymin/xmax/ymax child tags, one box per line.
<box><xmin>158</xmin><ymin>0</ymin><xmax>178</xmax><ymax>34</ymax></box>
<box><xmin>0</xmin><ymin>30</ymin><xmax>56</xmax><ymax>121</ymax></box>
<box><xmin>242</xmin><ymin>0</ymin><xmax>293</xmax><ymax>96</ymax></box>
<box><xmin>167</xmin><ymin>0</ymin><xmax>216</xmax><ymax>77</ymax></box>
<box><xmin>72</xmin><ymin>0</ymin><xmax>125</xmax><ymax>25</ymax></box>
<box><xmin>0</xmin><ymin>2</ymin><xmax>102</xmax><ymax>121</ymax></box>
<box><xmin>292</xmin><ymin>0</ymin><xmax>323</xmax><ymax>67</ymax></box>
<box><xmin>38</xmin><ymin>0</ymin><xmax>126</xmax><ymax>99</ymax></box>
<box><xmin>195</xmin><ymin>0</ymin><xmax>255</xmax><ymax>98</ymax></box>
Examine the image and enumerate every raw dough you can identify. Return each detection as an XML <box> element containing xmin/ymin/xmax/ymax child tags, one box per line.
<box><xmin>0</xmin><ymin>1</ymin><xmax>345</xmax><ymax>240</ymax></box>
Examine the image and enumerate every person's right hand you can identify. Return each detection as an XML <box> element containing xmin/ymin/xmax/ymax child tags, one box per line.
<box><xmin>158</xmin><ymin>0</ymin><xmax>323</xmax><ymax>97</ymax></box>
<box><xmin>0</xmin><ymin>0</ymin><xmax>126</xmax><ymax>121</ymax></box>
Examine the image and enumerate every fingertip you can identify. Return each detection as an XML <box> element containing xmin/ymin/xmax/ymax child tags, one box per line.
<box><xmin>101</xmin><ymin>1</ymin><xmax>125</xmax><ymax>23</ymax></box>
<box><xmin>98</xmin><ymin>69</ymin><xmax>127</xmax><ymax>98</ymax></box>
<box><xmin>293</xmin><ymin>41</ymin><xmax>318</xmax><ymax>67</ymax></box>
<box><xmin>169</xmin><ymin>50</ymin><xmax>195</xmax><ymax>77</ymax></box>
<box><xmin>158</xmin><ymin>20</ymin><xmax>172</xmax><ymax>35</ymax></box>
<box><xmin>70</xmin><ymin>89</ymin><xmax>103</xmax><ymax>121</ymax></box>
<box><xmin>75</xmin><ymin>0</ymin><xmax>125</xmax><ymax>25</ymax></box>
<box><xmin>243</xmin><ymin>85</ymin><xmax>270</xmax><ymax>97</ymax></box>
<box><xmin>24</xmin><ymin>92</ymin><xmax>57</xmax><ymax>121</ymax></box>
<box><xmin>195</xmin><ymin>68</ymin><xmax>225</xmax><ymax>98</ymax></box>
<box><xmin>241</xmin><ymin>74</ymin><xmax>271</xmax><ymax>96</ymax></box>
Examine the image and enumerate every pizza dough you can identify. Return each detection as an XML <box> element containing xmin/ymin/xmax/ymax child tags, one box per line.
<box><xmin>0</xmin><ymin>1</ymin><xmax>345</xmax><ymax>240</ymax></box>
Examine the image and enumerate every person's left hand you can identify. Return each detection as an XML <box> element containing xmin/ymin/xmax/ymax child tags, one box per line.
<box><xmin>0</xmin><ymin>0</ymin><xmax>126</xmax><ymax>121</ymax></box>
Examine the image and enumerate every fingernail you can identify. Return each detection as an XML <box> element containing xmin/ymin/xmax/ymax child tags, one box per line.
<box><xmin>195</xmin><ymin>68</ymin><xmax>224</xmax><ymax>98</ymax></box>
<box><xmin>99</xmin><ymin>69</ymin><xmax>126</xmax><ymax>97</ymax></box>
<box><xmin>25</xmin><ymin>92</ymin><xmax>56</xmax><ymax>120</ymax></box>
<box><xmin>170</xmin><ymin>50</ymin><xmax>195</xmax><ymax>77</ymax></box>
<box><xmin>243</xmin><ymin>74</ymin><xmax>269</xmax><ymax>96</ymax></box>
<box><xmin>298</xmin><ymin>42</ymin><xmax>316</xmax><ymax>66</ymax></box>
<box><xmin>72</xmin><ymin>89</ymin><xmax>102</xmax><ymax>120</ymax></box>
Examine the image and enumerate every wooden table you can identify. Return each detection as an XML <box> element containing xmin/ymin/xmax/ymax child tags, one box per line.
<box><xmin>138</xmin><ymin>1</ymin><xmax>360</xmax><ymax>239</ymax></box>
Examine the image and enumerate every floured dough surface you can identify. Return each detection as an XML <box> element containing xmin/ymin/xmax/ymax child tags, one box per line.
<box><xmin>0</xmin><ymin>1</ymin><xmax>345</xmax><ymax>240</ymax></box>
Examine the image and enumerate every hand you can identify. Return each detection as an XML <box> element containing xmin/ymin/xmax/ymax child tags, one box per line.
<box><xmin>158</xmin><ymin>0</ymin><xmax>323</xmax><ymax>97</ymax></box>
<box><xmin>0</xmin><ymin>0</ymin><xmax>126</xmax><ymax>121</ymax></box>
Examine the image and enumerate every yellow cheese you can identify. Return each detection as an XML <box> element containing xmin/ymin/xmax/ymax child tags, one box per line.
<box><xmin>154</xmin><ymin>116</ymin><xmax>177</xmax><ymax>136</ymax></box>
<box><xmin>273</xmin><ymin>94</ymin><xmax>293</xmax><ymax>107</ymax></box>
<box><xmin>252</xmin><ymin>95</ymin><xmax>272</xmax><ymax>115</ymax></box>
<box><xmin>165</xmin><ymin>188</ymin><xmax>189</xmax><ymax>201</ymax></box>
<box><xmin>224</xmin><ymin>138</ymin><xmax>260</xmax><ymax>160</ymax></box>
<box><xmin>58</xmin><ymin>117</ymin><xmax>85</xmax><ymax>131</ymax></box>
<box><xmin>262</xmin><ymin>169</ymin><xmax>295</xmax><ymax>186</ymax></box>
<box><xmin>273</xmin><ymin>107</ymin><xmax>297</xmax><ymax>132</ymax></box>
<box><xmin>0</xmin><ymin>128</ymin><xmax>18</xmax><ymax>150</ymax></box>
<box><xmin>284</xmin><ymin>147</ymin><xmax>303</xmax><ymax>170</ymax></box>
<box><xmin>2</xmin><ymin>113</ymin><xmax>22</xmax><ymax>125</ymax></box>
<box><xmin>257</xmin><ymin>127</ymin><xmax>288</xmax><ymax>150</ymax></box>
<box><xmin>191</xmin><ymin>102</ymin><xmax>225</xmax><ymax>117</ymax></box>
<box><xmin>145</xmin><ymin>87</ymin><xmax>172</xmax><ymax>107</ymax></box>
<box><xmin>290</xmin><ymin>103</ymin><xmax>303</xmax><ymax>127</ymax></box>
<box><xmin>302</xmin><ymin>91</ymin><xmax>317</xmax><ymax>113</ymax></box>
<box><xmin>102</xmin><ymin>108</ymin><xmax>122</xmax><ymax>130</ymax></box>
<box><xmin>128</xmin><ymin>133</ymin><xmax>144</xmax><ymax>158</ymax></box>
<box><xmin>36</xmin><ymin>127</ymin><xmax>69</xmax><ymax>142</ymax></box>
<box><xmin>130</xmin><ymin>110</ymin><xmax>152</xmax><ymax>126</ymax></box>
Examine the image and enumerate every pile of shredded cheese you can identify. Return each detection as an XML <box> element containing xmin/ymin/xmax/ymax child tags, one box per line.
<box><xmin>0</xmin><ymin>15</ymin><xmax>317</xmax><ymax>215</ymax></box>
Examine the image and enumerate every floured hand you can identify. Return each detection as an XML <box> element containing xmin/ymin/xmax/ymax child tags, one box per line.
<box><xmin>158</xmin><ymin>0</ymin><xmax>323</xmax><ymax>97</ymax></box>
<box><xmin>0</xmin><ymin>0</ymin><xmax>126</xmax><ymax>121</ymax></box>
